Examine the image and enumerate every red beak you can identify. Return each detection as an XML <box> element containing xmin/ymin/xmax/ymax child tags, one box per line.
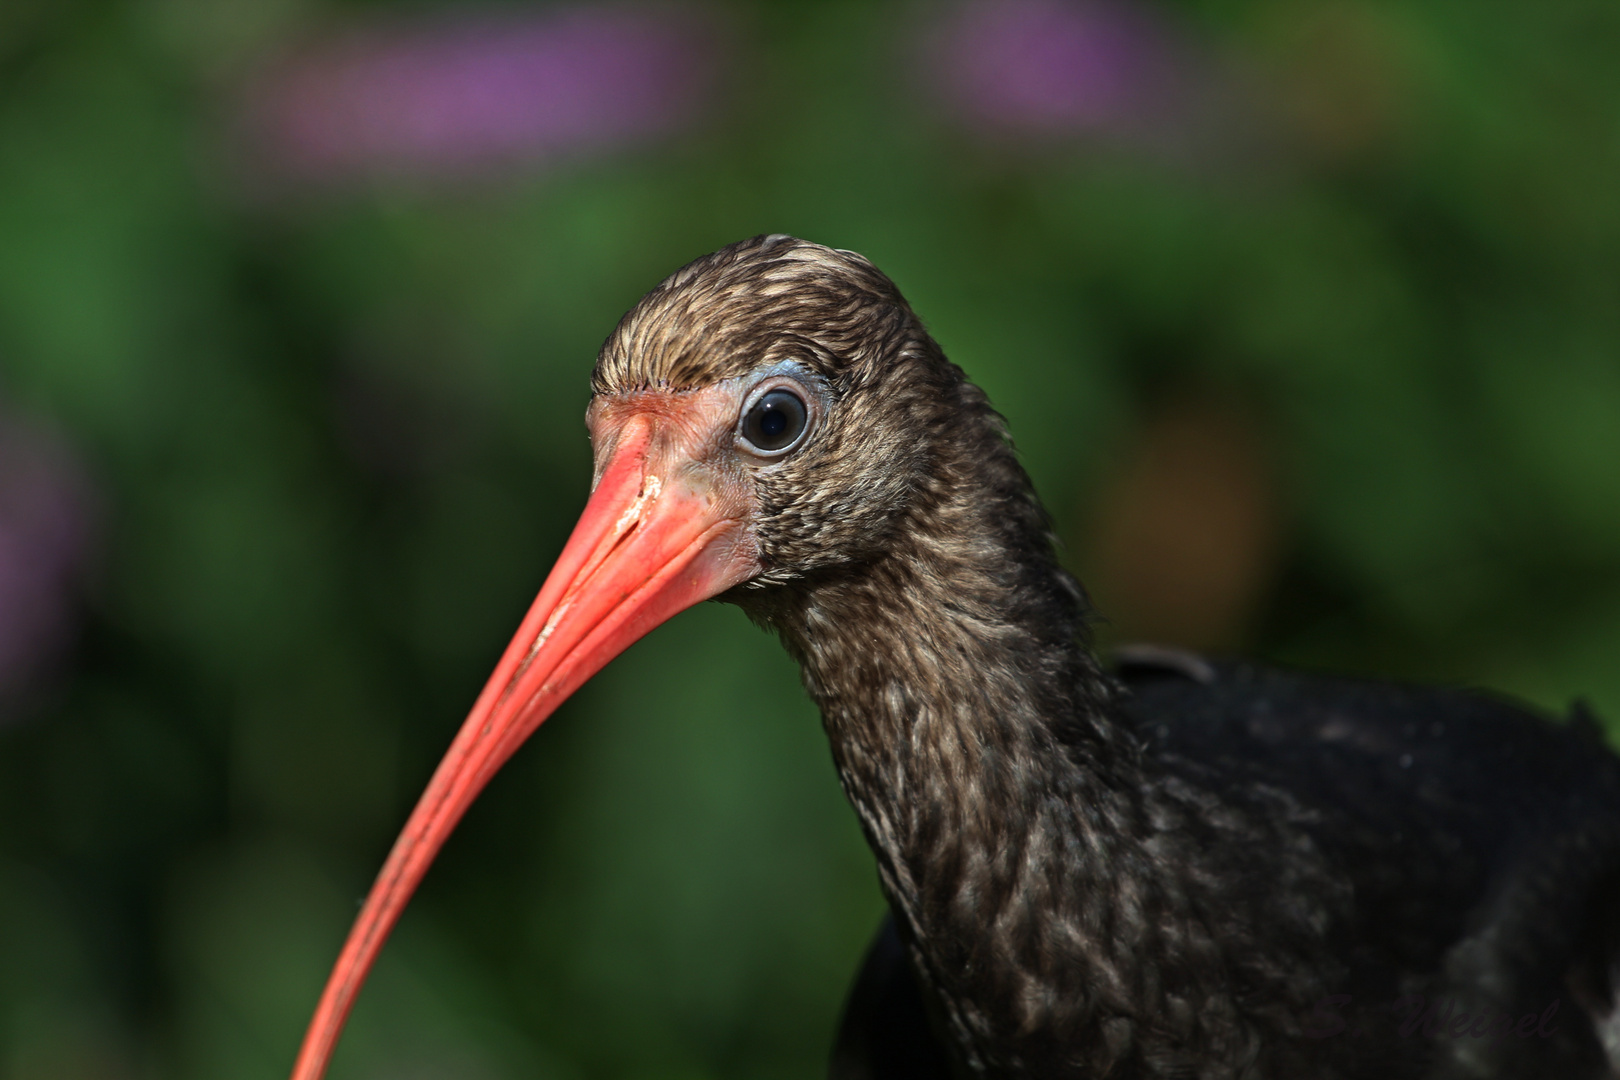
<box><xmin>290</xmin><ymin>411</ymin><xmax>757</xmax><ymax>1080</ymax></box>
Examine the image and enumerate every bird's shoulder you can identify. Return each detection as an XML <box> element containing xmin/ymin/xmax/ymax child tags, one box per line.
<box><xmin>1112</xmin><ymin>647</ymin><xmax>1617</xmax><ymax>799</ymax></box>
<box><xmin>1106</xmin><ymin>645</ymin><xmax>1620</xmax><ymax>883</ymax></box>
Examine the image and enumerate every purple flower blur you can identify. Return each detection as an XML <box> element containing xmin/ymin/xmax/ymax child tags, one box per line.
<box><xmin>924</xmin><ymin>0</ymin><xmax>1195</xmax><ymax>140</ymax></box>
<box><xmin>242</xmin><ymin>5</ymin><xmax>720</xmax><ymax>185</ymax></box>
<box><xmin>0</xmin><ymin>407</ymin><xmax>93</xmax><ymax>716</ymax></box>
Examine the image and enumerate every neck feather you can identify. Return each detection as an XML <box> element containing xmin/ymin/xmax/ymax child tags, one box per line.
<box><xmin>741</xmin><ymin>392</ymin><xmax>1180</xmax><ymax>1066</ymax></box>
<box><xmin>739</xmin><ymin>385</ymin><xmax>1338</xmax><ymax>1077</ymax></box>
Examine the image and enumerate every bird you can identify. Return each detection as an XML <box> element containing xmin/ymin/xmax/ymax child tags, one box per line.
<box><xmin>288</xmin><ymin>235</ymin><xmax>1620</xmax><ymax>1080</ymax></box>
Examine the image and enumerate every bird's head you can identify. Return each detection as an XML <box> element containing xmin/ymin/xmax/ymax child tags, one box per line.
<box><xmin>587</xmin><ymin>233</ymin><xmax>961</xmax><ymax>586</ymax></box>
<box><xmin>290</xmin><ymin>235</ymin><xmax>971</xmax><ymax>1079</ymax></box>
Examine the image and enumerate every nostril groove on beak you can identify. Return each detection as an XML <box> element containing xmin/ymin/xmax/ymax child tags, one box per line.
<box><xmin>615</xmin><ymin>474</ymin><xmax>661</xmax><ymax>535</ymax></box>
<box><xmin>512</xmin><ymin>480</ymin><xmax>659</xmax><ymax>689</ymax></box>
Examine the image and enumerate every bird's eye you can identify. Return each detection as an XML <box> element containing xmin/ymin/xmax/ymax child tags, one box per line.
<box><xmin>739</xmin><ymin>388</ymin><xmax>809</xmax><ymax>454</ymax></box>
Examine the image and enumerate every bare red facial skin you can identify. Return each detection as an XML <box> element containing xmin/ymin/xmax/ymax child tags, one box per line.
<box><xmin>289</xmin><ymin>387</ymin><xmax>759</xmax><ymax>1080</ymax></box>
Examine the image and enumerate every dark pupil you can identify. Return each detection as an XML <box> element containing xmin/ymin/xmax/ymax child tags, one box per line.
<box><xmin>744</xmin><ymin>389</ymin><xmax>807</xmax><ymax>452</ymax></box>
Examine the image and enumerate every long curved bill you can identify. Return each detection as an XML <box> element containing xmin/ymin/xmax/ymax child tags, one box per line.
<box><xmin>289</xmin><ymin>415</ymin><xmax>755</xmax><ymax>1080</ymax></box>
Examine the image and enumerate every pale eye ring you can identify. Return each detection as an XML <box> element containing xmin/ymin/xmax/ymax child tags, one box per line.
<box><xmin>738</xmin><ymin>387</ymin><xmax>810</xmax><ymax>455</ymax></box>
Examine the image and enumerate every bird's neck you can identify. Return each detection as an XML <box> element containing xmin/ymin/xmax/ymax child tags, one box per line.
<box><xmin>752</xmin><ymin>412</ymin><xmax>1165</xmax><ymax>1066</ymax></box>
<box><xmin>788</xmin><ymin>544</ymin><xmax>1137</xmax><ymax>883</ymax></box>
<box><xmin>776</xmin><ymin>516</ymin><xmax>1143</xmax><ymax>917</ymax></box>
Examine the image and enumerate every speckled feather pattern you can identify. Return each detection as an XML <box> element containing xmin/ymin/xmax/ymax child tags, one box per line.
<box><xmin>594</xmin><ymin>237</ymin><xmax>1620</xmax><ymax>1079</ymax></box>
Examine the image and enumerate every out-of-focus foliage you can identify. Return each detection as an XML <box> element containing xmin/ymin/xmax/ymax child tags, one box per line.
<box><xmin>0</xmin><ymin>0</ymin><xmax>1617</xmax><ymax>1077</ymax></box>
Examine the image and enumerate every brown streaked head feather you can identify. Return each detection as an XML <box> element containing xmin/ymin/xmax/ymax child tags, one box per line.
<box><xmin>593</xmin><ymin>234</ymin><xmax>910</xmax><ymax>395</ymax></box>
<box><xmin>591</xmin><ymin>235</ymin><xmax>1081</xmax><ymax>617</ymax></box>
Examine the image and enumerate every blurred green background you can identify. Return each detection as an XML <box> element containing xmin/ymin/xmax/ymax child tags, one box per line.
<box><xmin>1</xmin><ymin>0</ymin><xmax>1618</xmax><ymax>1077</ymax></box>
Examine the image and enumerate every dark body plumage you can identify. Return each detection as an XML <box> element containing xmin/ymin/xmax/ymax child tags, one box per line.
<box><xmin>595</xmin><ymin>236</ymin><xmax>1620</xmax><ymax>1079</ymax></box>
